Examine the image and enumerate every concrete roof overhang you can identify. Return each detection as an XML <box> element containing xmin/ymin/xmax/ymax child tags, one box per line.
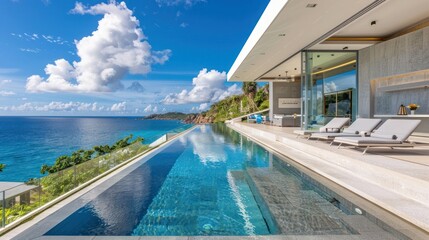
<box><xmin>228</xmin><ymin>0</ymin><xmax>429</xmax><ymax>82</ymax></box>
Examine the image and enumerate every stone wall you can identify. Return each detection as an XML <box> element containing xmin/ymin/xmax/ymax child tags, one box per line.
<box><xmin>269</xmin><ymin>80</ymin><xmax>301</xmax><ymax>120</ymax></box>
<box><xmin>358</xmin><ymin>26</ymin><xmax>429</xmax><ymax>118</ymax></box>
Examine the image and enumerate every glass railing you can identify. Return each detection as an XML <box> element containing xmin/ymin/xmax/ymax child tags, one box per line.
<box><xmin>0</xmin><ymin>141</ymin><xmax>150</xmax><ymax>228</ymax></box>
<box><xmin>165</xmin><ymin>123</ymin><xmax>194</xmax><ymax>140</ymax></box>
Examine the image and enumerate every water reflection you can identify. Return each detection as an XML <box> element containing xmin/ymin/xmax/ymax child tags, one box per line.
<box><xmin>187</xmin><ymin>125</ymin><xmax>227</xmax><ymax>165</ymax></box>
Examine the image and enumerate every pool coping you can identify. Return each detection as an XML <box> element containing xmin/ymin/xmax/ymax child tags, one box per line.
<box><xmin>1</xmin><ymin>125</ymin><xmax>198</xmax><ymax>239</ymax></box>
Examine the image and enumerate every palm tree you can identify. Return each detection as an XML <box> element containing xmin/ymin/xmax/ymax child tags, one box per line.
<box><xmin>242</xmin><ymin>82</ymin><xmax>257</xmax><ymax>99</ymax></box>
<box><xmin>242</xmin><ymin>82</ymin><xmax>258</xmax><ymax>112</ymax></box>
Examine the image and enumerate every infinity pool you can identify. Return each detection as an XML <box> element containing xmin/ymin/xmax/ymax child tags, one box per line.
<box><xmin>16</xmin><ymin>124</ymin><xmax>389</xmax><ymax>238</ymax></box>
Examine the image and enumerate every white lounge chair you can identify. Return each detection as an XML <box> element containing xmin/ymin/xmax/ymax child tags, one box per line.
<box><xmin>294</xmin><ymin>117</ymin><xmax>350</xmax><ymax>139</ymax></box>
<box><xmin>310</xmin><ymin>118</ymin><xmax>382</xmax><ymax>142</ymax></box>
<box><xmin>333</xmin><ymin>119</ymin><xmax>422</xmax><ymax>154</ymax></box>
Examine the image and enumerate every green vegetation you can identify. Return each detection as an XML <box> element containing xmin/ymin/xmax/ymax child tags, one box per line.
<box><xmin>0</xmin><ymin>163</ymin><xmax>5</xmax><ymax>172</ymax></box>
<box><xmin>199</xmin><ymin>83</ymin><xmax>269</xmax><ymax>123</ymax></box>
<box><xmin>40</xmin><ymin>135</ymin><xmax>143</xmax><ymax>174</ymax></box>
<box><xmin>144</xmin><ymin>112</ymin><xmax>189</xmax><ymax>120</ymax></box>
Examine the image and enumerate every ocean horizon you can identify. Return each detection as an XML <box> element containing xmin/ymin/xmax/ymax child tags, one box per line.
<box><xmin>0</xmin><ymin>116</ymin><xmax>190</xmax><ymax>182</ymax></box>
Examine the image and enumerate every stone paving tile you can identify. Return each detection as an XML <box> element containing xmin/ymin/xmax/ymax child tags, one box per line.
<box><xmin>34</xmin><ymin>237</ymin><xmax>95</xmax><ymax>240</ymax></box>
<box><xmin>280</xmin><ymin>235</ymin><xmax>358</xmax><ymax>240</ymax></box>
<box><xmin>140</xmin><ymin>237</ymin><xmax>189</xmax><ymax>240</ymax></box>
<box><xmin>189</xmin><ymin>236</ymin><xmax>268</xmax><ymax>240</ymax></box>
<box><xmin>94</xmin><ymin>236</ymin><xmax>140</xmax><ymax>240</ymax></box>
<box><xmin>357</xmin><ymin>231</ymin><xmax>399</xmax><ymax>240</ymax></box>
<box><xmin>341</xmin><ymin>215</ymin><xmax>386</xmax><ymax>233</ymax></box>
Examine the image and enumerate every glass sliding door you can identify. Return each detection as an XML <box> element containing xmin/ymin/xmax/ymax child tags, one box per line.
<box><xmin>324</xmin><ymin>89</ymin><xmax>352</xmax><ymax>117</ymax></box>
<box><xmin>301</xmin><ymin>51</ymin><xmax>357</xmax><ymax>130</ymax></box>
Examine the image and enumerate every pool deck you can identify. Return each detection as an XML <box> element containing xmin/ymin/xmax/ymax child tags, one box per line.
<box><xmin>228</xmin><ymin>121</ymin><xmax>429</xmax><ymax>240</ymax></box>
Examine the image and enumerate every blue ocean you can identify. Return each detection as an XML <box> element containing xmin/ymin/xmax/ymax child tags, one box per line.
<box><xmin>0</xmin><ymin>117</ymin><xmax>190</xmax><ymax>182</ymax></box>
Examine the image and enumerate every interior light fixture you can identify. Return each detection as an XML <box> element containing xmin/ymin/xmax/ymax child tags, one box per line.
<box><xmin>306</xmin><ymin>3</ymin><xmax>317</xmax><ymax>8</ymax></box>
<box><xmin>274</xmin><ymin>71</ymin><xmax>294</xmax><ymax>82</ymax></box>
<box><xmin>312</xmin><ymin>60</ymin><xmax>356</xmax><ymax>75</ymax></box>
<box><xmin>355</xmin><ymin>207</ymin><xmax>363</xmax><ymax>215</ymax></box>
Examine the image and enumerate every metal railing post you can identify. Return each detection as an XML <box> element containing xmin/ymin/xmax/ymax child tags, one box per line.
<box><xmin>2</xmin><ymin>190</ymin><xmax>6</xmax><ymax>227</ymax></box>
<box><xmin>73</xmin><ymin>164</ymin><xmax>77</xmax><ymax>188</ymax></box>
<box><xmin>38</xmin><ymin>178</ymin><xmax>41</xmax><ymax>206</ymax></box>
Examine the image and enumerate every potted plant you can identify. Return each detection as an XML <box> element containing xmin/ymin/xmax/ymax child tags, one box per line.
<box><xmin>407</xmin><ymin>103</ymin><xmax>420</xmax><ymax>115</ymax></box>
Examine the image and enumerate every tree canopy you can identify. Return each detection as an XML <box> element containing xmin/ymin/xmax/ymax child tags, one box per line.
<box><xmin>41</xmin><ymin>135</ymin><xmax>143</xmax><ymax>174</ymax></box>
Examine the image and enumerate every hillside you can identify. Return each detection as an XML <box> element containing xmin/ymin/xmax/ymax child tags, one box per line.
<box><xmin>143</xmin><ymin>83</ymin><xmax>269</xmax><ymax>124</ymax></box>
<box><xmin>144</xmin><ymin>112</ymin><xmax>189</xmax><ymax>120</ymax></box>
<box><xmin>190</xmin><ymin>83</ymin><xmax>269</xmax><ymax>124</ymax></box>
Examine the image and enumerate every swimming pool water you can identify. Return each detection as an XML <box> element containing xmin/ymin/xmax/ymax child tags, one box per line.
<box><xmin>43</xmin><ymin>124</ymin><xmax>356</xmax><ymax>236</ymax></box>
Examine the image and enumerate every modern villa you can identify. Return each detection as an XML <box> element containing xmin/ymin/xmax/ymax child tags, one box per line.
<box><xmin>228</xmin><ymin>0</ymin><xmax>429</xmax><ymax>132</ymax></box>
<box><xmin>2</xmin><ymin>0</ymin><xmax>429</xmax><ymax>239</ymax></box>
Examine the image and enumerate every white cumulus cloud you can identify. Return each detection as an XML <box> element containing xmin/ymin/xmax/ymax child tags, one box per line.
<box><xmin>324</xmin><ymin>81</ymin><xmax>337</xmax><ymax>93</ymax></box>
<box><xmin>156</xmin><ymin>0</ymin><xmax>206</xmax><ymax>7</ymax></box>
<box><xmin>6</xmin><ymin>101</ymin><xmax>100</xmax><ymax>112</ymax></box>
<box><xmin>144</xmin><ymin>104</ymin><xmax>158</xmax><ymax>113</ymax></box>
<box><xmin>163</xmin><ymin>68</ymin><xmax>242</xmax><ymax>105</ymax></box>
<box><xmin>0</xmin><ymin>80</ymin><xmax>15</xmax><ymax>96</ymax></box>
<box><xmin>0</xmin><ymin>91</ymin><xmax>15</xmax><ymax>96</ymax></box>
<box><xmin>192</xmin><ymin>103</ymin><xmax>209</xmax><ymax>112</ymax></box>
<box><xmin>111</xmin><ymin>102</ymin><xmax>127</xmax><ymax>112</ymax></box>
<box><xmin>26</xmin><ymin>1</ymin><xmax>171</xmax><ymax>93</ymax></box>
<box><xmin>0</xmin><ymin>80</ymin><xmax>12</xmax><ymax>85</ymax></box>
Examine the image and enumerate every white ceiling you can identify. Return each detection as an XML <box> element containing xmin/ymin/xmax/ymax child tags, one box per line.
<box><xmin>335</xmin><ymin>0</ymin><xmax>429</xmax><ymax>37</ymax></box>
<box><xmin>227</xmin><ymin>0</ymin><xmax>377</xmax><ymax>82</ymax></box>
<box><xmin>228</xmin><ymin>0</ymin><xmax>429</xmax><ymax>82</ymax></box>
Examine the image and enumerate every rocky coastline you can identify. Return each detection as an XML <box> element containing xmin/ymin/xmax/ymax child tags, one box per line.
<box><xmin>143</xmin><ymin>112</ymin><xmax>214</xmax><ymax>124</ymax></box>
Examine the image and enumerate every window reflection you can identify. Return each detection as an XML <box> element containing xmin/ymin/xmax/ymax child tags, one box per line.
<box><xmin>302</xmin><ymin>51</ymin><xmax>357</xmax><ymax>129</ymax></box>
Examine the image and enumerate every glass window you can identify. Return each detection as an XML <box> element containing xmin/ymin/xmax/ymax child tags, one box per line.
<box><xmin>301</xmin><ymin>51</ymin><xmax>357</xmax><ymax>129</ymax></box>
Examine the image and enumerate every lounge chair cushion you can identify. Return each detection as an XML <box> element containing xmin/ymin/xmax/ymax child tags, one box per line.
<box><xmin>295</xmin><ymin>117</ymin><xmax>350</xmax><ymax>135</ymax></box>
<box><xmin>335</xmin><ymin>136</ymin><xmax>402</xmax><ymax>145</ymax></box>
<box><xmin>343</xmin><ymin>129</ymin><xmax>359</xmax><ymax>134</ymax></box>
<box><xmin>293</xmin><ymin>129</ymin><xmax>317</xmax><ymax>135</ymax></box>
<box><xmin>370</xmin><ymin>133</ymin><xmax>397</xmax><ymax>140</ymax></box>
<box><xmin>311</xmin><ymin>118</ymin><xmax>382</xmax><ymax>139</ymax></box>
<box><xmin>319</xmin><ymin>127</ymin><xmax>341</xmax><ymax>133</ymax></box>
<box><xmin>342</xmin><ymin>118</ymin><xmax>382</xmax><ymax>134</ymax></box>
<box><xmin>372</xmin><ymin>119</ymin><xmax>421</xmax><ymax>142</ymax></box>
<box><xmin>311</xmin><ymin>132</ymin><xmax>360</xmax><ymax>139</ymax></box>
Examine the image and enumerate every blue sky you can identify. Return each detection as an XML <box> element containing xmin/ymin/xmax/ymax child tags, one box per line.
<box><xmin>0</xmin><ymin>0</ymin><xmax>269</xmax><ymax>116</ymax></box>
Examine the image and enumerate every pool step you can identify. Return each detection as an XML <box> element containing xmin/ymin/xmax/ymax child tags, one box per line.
<box><xmin>244</xmin><ymin>167</ymin><xmax>356</xmax><ymax>235</ymax></box>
